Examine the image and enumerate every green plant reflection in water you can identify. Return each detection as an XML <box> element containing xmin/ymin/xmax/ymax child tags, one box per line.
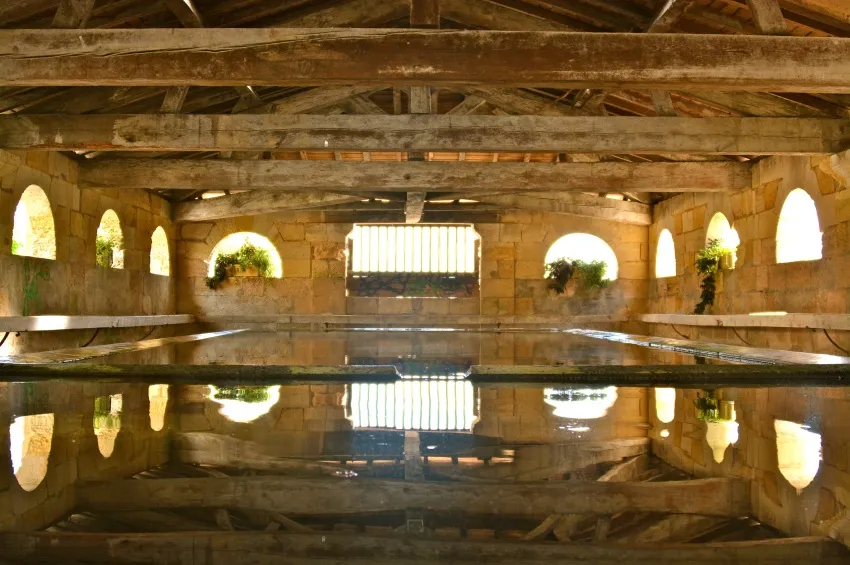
<box><xmin>208</xmin><ymin>385</ymin><xmax>281</xmax><ymax>423</ymax></box>
<box><xmin>93</xmin><ymin>394</ymin><xmax>122</xmax><ymax>458</ymax></box>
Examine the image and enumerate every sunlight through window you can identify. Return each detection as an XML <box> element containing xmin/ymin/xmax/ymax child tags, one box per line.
<box><xmin>9</xmin><ymin>413</ymin><xmax>53</xmax><ymax>491</ymax></box>
<box><xmin>655</xmin><ymin>229</ymin><xmax>676</xmax><ymax>278</ymax></box>
<box><xmin>776</xmin><ymin>188</ymin><xmax>822</xmax><ymax>263</ymax></box>
<box><xmin>12</xmin><ymin>185</ymin><xmax>56</xmax><ymax>260</ymax></box>
<box><xmin>348</xmin><ymin>224</ymin><xmax>478</xmax><ymax>274</ymax></box>
<box><xmin>706</xmin><ymin>212</ymin><xmax>740</xmax><ymax>267</ymax></box>
<box><xmin>150</xmin><ymin>227</ymin><xmax>170</xmax><ymax>276</ymax></box>
<box><xmin>208</xmin><ymin>385</ymin><xmax>281</xmax><ymax>423</ymax></box>
<box><xmin>544</xmin><ymin>386</ymin><xmax>618</xmax><ymax>420</ymax></box>
<box><xmin>775</xmin><ymin>419</ymin><xmax>822</xmax><ymax>493</ymax></box>
<box><xmin>207</xmin><ymin>233</ymin><xmax>283</xmax><ymax>278</ymax></box>
<box><xmin>96</xmin><ymin>210</ymin><xmax>124</xmax><ymax>269</ymax></box>
<box><xmin>545</xmin><ymin>233</ymin><xmax>618</xmax><ymax>280</ymax></box>
<box><xmin>654</xmin><ymin>387</ymin><xmax>676</xmax><ymax>423</ymax></box>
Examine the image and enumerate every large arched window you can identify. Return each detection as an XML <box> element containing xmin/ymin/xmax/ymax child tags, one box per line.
<box><xmin>207</xmin><ymin>232</ymin><xmax>283</xmax><ymax>278</ymax></box>
<box><xmin>94</xmin><ymin>394</ymin><xmax>122</xmax><ymax>458</ymax></box>
<box><xmin>545</xmin><ymin>233</ymin><xmax>618</xmax><ymax>281</ymax></box>
<box><xmin>208</xmin><ymin>385</ymin><xmax>281</xmax><ymax>423</ymax></box>
<box><xmin>705</xmin><ymin>212</ymin><xmax>740</xmax><ymax>268</ymax></box>
<box><xmin>655</xmin><ymin>229</ymin><xmax>676</xmax><ymax>278</ymax></box>
<box><xmin>150</xmin><ymin>227</ymin><xmax>170</xmax><ymax>276</ymax></box>
<box><xmin>96</xmin><ymin>210</ymin><xmax>124</xmax><ymax>269</ymax></box>
<box><xmin>9</xmin><ymin>413</ymin><xmax>54</xmax><ymax>491</ymax></box>
<box><xmin>12</xmin><ymin>185</ymin><xmax>56</xmax><ymax>260</ymax></box>
<box><xmin>776</xmin><ymin>189</ymin><xmax>822</xmax><ymax>263</ymax></box>
<box><xmin>775</xmin><ymin>419</ymin><xmax>821</xmax><ymax>493</ymax></box>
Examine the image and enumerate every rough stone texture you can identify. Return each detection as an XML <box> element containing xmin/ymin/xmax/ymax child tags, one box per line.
<box><xmin>0</xmin><ymin>149</ymin><xmax>177</xmax><ymax>354</ymax></box>
<box><xmin>647</xmin><ymin>154</ymin><xmax>850</xmax><ymax>355</ymax></box>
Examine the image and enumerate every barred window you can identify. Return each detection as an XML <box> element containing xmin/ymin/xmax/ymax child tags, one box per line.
<box><xmin>349</xmin><ymin>224</ymin><xmax>478</xmax><ymax>274</ymax></box>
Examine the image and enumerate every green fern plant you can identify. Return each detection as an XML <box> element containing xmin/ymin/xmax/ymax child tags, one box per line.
<box><xmin>205</xmin><ymin>240</ymin><xmax>274</xmax><ymax>289</ymax></box>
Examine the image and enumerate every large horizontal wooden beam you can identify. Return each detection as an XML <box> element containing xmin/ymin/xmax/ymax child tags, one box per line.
<box><xmin>172</xmin><ymin>190</ymin><xmax>360</xmax><ymax>222</ymax></box>
<box><xmin>1</xmin><ymin>29</ymin><xmax>849</xmax><ymax>92</ymax></box>
<box><xmin>77</xmin><ymin>476</ymin><xmax>750</xmax><ymax>517</ymax></box>
<box><xmin>2</xmin><ymin>532</ymin><xmax>844</xmax><ymax>565</ymax></box>
<box><xmin>80</xmin><ymin>161</ymin><xmax>751</xmax><ymax>192</ymax></box>
<box><xmin>476</xmin><ymin>192</ymin><xmax>651</xmax><ymax>225</ymax></box>
<box><xmin>4</xmin><ymin>115</ymin><xmax>846</xmax><ymax>154</ymax></box>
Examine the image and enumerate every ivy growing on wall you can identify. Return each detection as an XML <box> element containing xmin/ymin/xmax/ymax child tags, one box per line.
<box><xmin>693</xmin><ymin>239</ymin><xmax>731</xmax><ymax>314</ymax></box>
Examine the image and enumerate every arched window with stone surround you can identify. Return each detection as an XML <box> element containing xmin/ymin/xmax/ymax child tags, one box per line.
<box><xmin>544</xmin><ymin>233</ymin><xmax>618</xmax><ymax>281</ymax></box>
<box><xmin>705</xmin><ymin>212</ymin><xmax>740</xmax><ymax>268</ymax></box>
<box><xmin>9</xmin><ymin>413</ymin><xmax>54</xmax><ymax>491</ymax></box>
<box><xmin>655</xmin><ymin>229</ymin><xmax>676</xmax><ymax>278</ymax></box>
<box><xmin>150</xmin><ymin>226</ymin><xmax>170</xmax><ymax>276</ymax></box>
<box><xmin>12</xmin><ymin>185</ymin><xmax>56</xmax><ymax>260</ymax></box>
<box><xmin>96</xmin><ymin>210</ymin><xmax>124</xmax><ymax>269</ymax></box>
<box><xmin>776</xmin><ymin>188</ymin><xmax>823</xmax><ymax>264</ymax></box>
<box><xmin>207</xmin><ymin>232</ymin><xmax>283</xmax><ymax>278</ymax></box>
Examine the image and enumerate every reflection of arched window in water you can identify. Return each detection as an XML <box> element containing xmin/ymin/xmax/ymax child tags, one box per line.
<box><xmin>544</xmin><ymin>387</ymin><xmax>618</xmax><ymax>419</ymax></box>
<box><xmin>208</xmin><ymin>385</ymin><xmax>281</xmax><ymax>423</ymax></box>
<box><xmin>775</xmin><ymin>419</ymin><xmax>822</xmax><ymax>493</ymax></box>
<box><xmin>705</xmin><ymin>420</ymin><xmax>739</xmax><ymax>464</ymax></box>
<box><xmin>346</xmin><ymin>379</ymin><xmax>478</xmax><ymax>431</ymax></box>
<box><xmin>148</xmin><ymin>384</ymin><xmax>169</xmax><ymax>431</ymax></box>
<box><xmin>94</xmin><ymin>394</ymin><xmax>122</xmax><ymax>458</ymax></box>
<box><xmin>9</xmin><ymin>413</ymin><xmax>54</xmax><ymax>491</ymax></box>
<box><xmin>654</xmin><ymin>388</ymin><xmax>676</xmax><ymax>424</ymax></box>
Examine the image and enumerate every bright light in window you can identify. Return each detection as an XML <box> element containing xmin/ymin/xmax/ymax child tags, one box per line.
<box><xmin>208</xmin><ymin>385</ymin><xmax>281</xmax><ymax>423</ymax></box>
<box><xmin>776</xmin><ymin>188</ymin><xmax>822</xmax><ymax>264</ymax></box>
<box><xmin>12</xmin><ymin>185</ymin><xmax>56</xmax><ymax>260</ymax></box>
<box><xmin>207</xmin><ymin>232</ymin><xmax>283</xmax><ymax>278</ymax></box>
<box><xmin>544</xmin><ymin>233</ymin><xmax>618</xmax><ymax>280</ymax></box>
<box><xmin>150</xmin><ymin>226</ymin><xmax>170</xmax><ymax>276</ymax></box>
<box><xmin>705</xmin><ymin>421</ymin><xmax>739</xmax><ymax>463</ymax></box>
<box><xmin>148</xmin><ymin>384</ymin><xmax>169</xmax><ymax>431</ymax></box>
<box><xmin>775</xmin><ymin>419</ymin><xmax>821</xmax><ymax>493</ymax></box>
<box><xmin>705</xmin><ymin>212</ymin><xmax>739</xmax><ymax>268</ymax></box>
<box><xmin>655</xmin><ymin>229</ymin><xmax>676</xmax><ymax>278</ymax></box>
<box><xmin>544</xmin><ymin>386</ymin><xmax>618</xmax><ymax>420</ymax></box>
<box><xmin>348</xmin><ymin>224</ymin><xmax>478</xmax><ymax>274</ymax></box>
<box><xmin>96</xmin><ymin>210</ymin><xmax>124</xmax><ymax>269</ymax></box>
<box><xmin>94</xmin><ymin>394</ymin><xmax>122</xmax><ymax>458</ymax></box>
<box><xmin>654</xmin><ymin>387</ymin><xmax>676</xmax><ymax>423</ymax></box>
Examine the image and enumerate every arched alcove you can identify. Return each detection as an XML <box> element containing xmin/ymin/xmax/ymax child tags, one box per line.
<box><xmin>543</xmin><ymin>386</ymin><xmax>618</xmax><ymax>420</ymax></box>
<box><xmin>655</xmin><ymin>229</ymin><xmax>676</xmax><ymax>278</ymax></box>
<box><xmin>93</xmin><ymin>394</ymin><xmax>122</xmax><ymax>458</ymax></box>
<box><xmin>96</xmin><ymin>210</ymin><xmax>124</xmax><ymax>269</ymax></box>
<box><xmin>776</xmin><ymin>188</ymin><xmax>823</xmax><ymax>263</ymax></box>
<box><xmin>207</xmin><ymin>232</ymin><xmax>283</xmax><ymax>278</ymax></box>
<box><xmin>9</xmin><ymin>413</ymin><xmax>54</xmax><ymax>491</ymax></box>
<box><xmin>148</xmin><ymin>384</ymin><xmax>169</xmax><ymax>431</ymax></box>
<box><xmin>654</xmin><ymin>387</ymin><xmax>676</xmax><ymax>424</ymax></box>
<box><xmin>775</xmin><ymin>419</ymin><xmax>822</xmax><ymax>493</ymax></box>
<box><xmin>705</xmin><ymin>212</ymin><xmax>740</xmax><ymax>267</ymax></box>
<box><xmin>11</xmin><ymin>185</ymin><xmax>56</xmax><ymax>260</ymax></box>
<box><xmin>544</xmin><ymin>233</ymin><xmax>618</xmax><ymax>280</ymax></box>
<box><xmin>150</xmin><ymin>226</ymin><xmax>170</xmax><ymax>276</ymax></box>
<box><xmin>208</xmin><ymin>385</ymin><xmax>281</xmax><ymax>423</ymax></box>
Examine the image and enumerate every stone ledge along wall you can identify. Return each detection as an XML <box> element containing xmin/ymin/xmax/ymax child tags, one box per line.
<box><xmin>647</xmin><ymin>154</ymin><xmax>850</xmax><ymax>354</ymax></box>
<box><xmin>176</xmin><ymin>209</ymin><xmax>648</xmax><ymax>322</ymax></box>
<box><xmin>0</xmin><ymin>149</ymin><xmax>178</xmax><ymax>355</ymax></box>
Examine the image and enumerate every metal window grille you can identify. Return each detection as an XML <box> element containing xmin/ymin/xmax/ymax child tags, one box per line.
<box><xmin>349</xmin><ymin>224</ymin><xmax>478</xmax><ymax>274</ymax></box>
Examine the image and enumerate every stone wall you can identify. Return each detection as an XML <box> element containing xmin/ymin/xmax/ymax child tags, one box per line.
<box><xmin>176</xmin><ymin>208</ymin><xmax>647</xmax><ymax>320</ymax></box>
<box><xmin>647</xmin><ymin>155</ymin><xmax>850</xmax><ymax>354</ymax></box>
<box><xmin>0</xmin><ymin>149</ymin><xmax>177</xmax><ymax>354</ymax></box>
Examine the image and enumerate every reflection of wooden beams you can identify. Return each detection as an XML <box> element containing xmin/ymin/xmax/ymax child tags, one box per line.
<box><xmin>81</xmin><ymin>160</ymin><xmax>751</xmax><ymax>193</ymax></box>
<box><xmin>4</xmin><ymin>30</ymin><xmax>850</xmax><ymax>92</ymax></box>
<box><xmin>598</xmin><ymin>454</ymin><xmax>649</xmax><ymax>482</ymax></box>
<box><xmin>3</xmin><ymin>532</ymin><xmax>846</xmax><ymax>564</ymax></box>
<box><xmin>77</xmin><ymin>476</ymin><xmax>751</xmax><ymax>517</ymax></box>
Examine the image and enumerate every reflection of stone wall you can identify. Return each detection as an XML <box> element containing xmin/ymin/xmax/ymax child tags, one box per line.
<box><xmin>650</xmin><ymin>386</ymin><xmax>850</xmax><ymax>538</ymax></box>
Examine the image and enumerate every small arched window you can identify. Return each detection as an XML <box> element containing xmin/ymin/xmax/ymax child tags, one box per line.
<box><xmin>705</xmin><ymin>212</ymin><xmax>740</xmax><ymax>268</ymax></box>
<box><xmin>655</xmin><ymin>229</ymin><xmax>676</xmax><ymax>278</ymax></box>
<box><xmin>96</xmin><ymin>210</ymin><xmax>124</xmax><ymax>269</ymax></box>
<box><xmin>207</xmin><ymin>232</ymin><xmax>283</xmax><ymax>278</ymax></box>
<box><xmin>9</xmin><ymin>413</ymin><xmax>54</xmax><ymax>491</ymax></box>
<box><xmin>654</xmin><ymin>387</ymin><xmax>676</xmax><ymax>424</ymax></box>
<box><xmin>148</xmin><ymin>384</ymin><xmax>169</xmax><ymax>432</ymax></box>
<box><xmin>776</xmin><ymin>188</ymin><xmax>822</xmax><ymax>264</ymax></box>
<box><xmin>775</xmin><ymin>419</ymin><xmax>821</xmax><ymax>493</ymax></box>
<box><xmin>94</xmin><ymin>394</ymin><xmax>122</xmax><ymax>458</ymax></box>
<box><xmin>12</xmin><ymin>185</ymin><xmax>56</xmax><ymax>260</ymax></box>
<box><xmin>150</xmin><ymin>227</ymin><xmax>170</xmax><ymax>276</ymax></box>
<box><xmin>544</xmin><ymin>233</ymin><xmax>618</xmax><ymax>280</ymax></box>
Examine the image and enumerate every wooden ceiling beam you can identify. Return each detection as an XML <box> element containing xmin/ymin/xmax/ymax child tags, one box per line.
<box><xmin>172</xmin><ymin>190</ymin><xmax>360</xmax><ymax>222</ymax></box>
<box><xmin>744</xmin><ymin>0</ymin><xmax>789</xmax><ymax>34</ymax></box>
<box><xmin>439</xmin><ymin>0</ymin><xmax>571</xmax><ymax>30</ymax></box>
<box><xmin>162</xmin><ymin>0</ymin><xmax>205</xmax><ymax>27</ymax></box>
<box><xmin>645</xmin><ymin>0</ymin><xmax>697</xmax><ymax>33</ymax></box>
<box><xmin>51</xmin><ymin>0</ymin><xmax>95</xmax><ymax>28</ymax></box>
<box><xmin>475</xmin><ymin>192</ymin><xmax>651</xmax><ymax>225</ymax></box>
<box><xmin>3</xmin><ymin>30</ymin><xmax>850</xmax><ymax>92</ymax></box>
<box><xmin>4</xmin><ymin>114</ymin><xmax>845</xmax><ymax>154</ymax></box>
<box><xmin>78</xmin><ymin>160</ymin><xmax>751</xmax><ymax>192</ymax></box>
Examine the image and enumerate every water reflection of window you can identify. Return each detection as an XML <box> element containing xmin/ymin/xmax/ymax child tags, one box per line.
<box><xmin>346</xmin><ymin>378</ymin><xmax>477</xmax><ymax>431</ymax></box>
<box><xmin>208</xmin><ymin>385</ymin><xmax>281</xmax><ymax>423</ymax></box>
<box><xmin>148</xmin><ymin>384</ymin><xmax>169</xmax><ymax>431</ymax></box>
<box><xmin>654</xmin><ymin>388</ymin><xmax>676</xmax><ymax>424</ymax></box>
<box><xmin>705</xmin><ymin>421</ymin><xmax>739</xmax><ymax>463</ymax></box>
<box><xmin>94</xmin><ymin>394</ymin><xmax>122</xmax><ymax>458</ymax></box>
<box><xmin>775</xmin><ymin>419</ymin><xmax>822</xmax><ymax>493</ymax></box>
<box><xmin>9</xmin><ymin>413</ymin><xmax>54</xmax><ymax>491</ymax></box>
<box><xmin>544</xmin><ymin>386</ymin><xmax>618</xmax><ymax>419</ymax></box>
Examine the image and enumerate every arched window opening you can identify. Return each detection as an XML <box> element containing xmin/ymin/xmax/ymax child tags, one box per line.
<box><xmin>208</xmin><ymin>385</ymin><xmax>281</xmax><ymax>423</ymax></box>
<box><xmin>544</xmin><ymin>233</ymin><xmax>618</xmax><ymax>280</ymax></box>
<box><xmin>776</xmin><ymin>188</ymin><xmax>823</xmax><ymax>264</ymax></box>
<box><xmin>705</xmin><ymin>212</ymin><xmax>740</xmax><ymax>268</ymax></box>
<box><xmin>705</xmin><ymin>421</ymin><xmax>739</xmax><ymax>464</ymax></box>
<box><xmin>655</xmin><ymin>229</ymin><xmax>676</xmax><ymax>278</ymax></box>
<box><xmin>96</xmin><ymin>210</ymin><xmax>124</xmax><ymax>269</ymax></box>
<box><xmin>94</xmin><ymin>394</ymin><xmax>122</xmax><ymax>458</ymax></box>
<box><xmin>11</xmin><ymin>185</ymin><xmax>56</xmax><ymax>260</ymax></box>
<box><xmin>775</xmin><ymin>419</ymin><xmax>822</xmax><ymax>493</ymax></box>
<box><xmin>207</xmin><ymin>232</ymin><xmax>283</xmax><ymax>278</ymax></box>
<box><xmin>9</xmin><ymin>413</ymin><xmax>54</xmax><ymax>491</ymax></box>
<box><xmin>543</xmin><ymin>386</ymin><xmax>618</xmax><ymax>420</ymax></box>
<box><xmin>150</xmin><ymin>227</ymin><xmax>170</xmax><ymax>276</ymax></box>
<box><xmin>654</xmin><ymin>387</ymin><xmax>676</xmax><ymax>424</ymax></box>
<box><xmin>148</xmin><ymin>384</ymin><xmax>169</xmax><ymax>431</ymax></box>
